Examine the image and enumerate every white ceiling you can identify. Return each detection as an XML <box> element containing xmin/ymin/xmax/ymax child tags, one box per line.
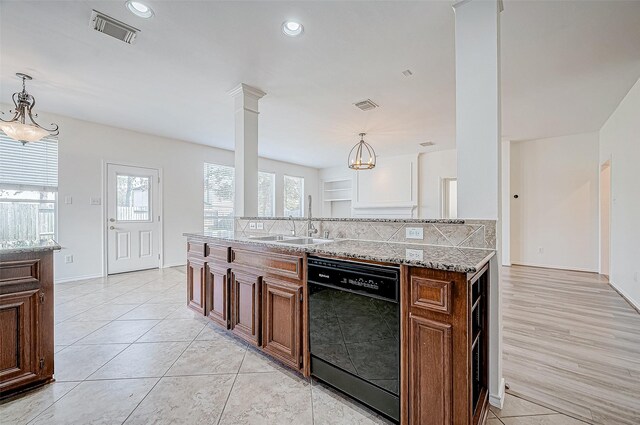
<box><xmin>1</xmin><ymin>1</ymin><xmax>640</xmax><ymax>168</ymax></box>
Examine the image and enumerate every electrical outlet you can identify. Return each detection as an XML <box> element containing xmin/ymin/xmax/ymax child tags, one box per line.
<box><xmin>249</xmin><ymin>222</ymin><xmax>256</xmax><ymax>230</ymax></box>
<box><xmin>538</xmin><ymin>247</ymin><xmax>544</xmax><ymax>254</ymax></box>
<box><xmin>64</xmin><ymin>196</ymin><xmax>72</xmax><ymax>204</ymax></box>
<box><xmin>256</xmin><ymin>222</ymin><xmax>264</xmax><ymax>230</ymax></box>
<box><xmin>90</xmin><ymin>197</ymin><xmax>101</xmax><ymax>205</ymax></box>
<box><xmin>405</xmin><ymin>227</ymin><xmax>424</xmax><ymax>240</ymax></box>
<box><xmin>65</xmin><ymin>255</ymin><xmax>73</xmax><ymax>264</ymax></box>
<box><xmin>405</xmin><ymin>249</ymin><xmax>424</xmax><ymax>261</ymax></box>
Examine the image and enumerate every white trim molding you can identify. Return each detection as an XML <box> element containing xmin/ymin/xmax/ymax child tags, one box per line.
<box><xmin>489</xmin><ymin>377</ymin><xmax>506</xmax><ymax>408</ymax></box>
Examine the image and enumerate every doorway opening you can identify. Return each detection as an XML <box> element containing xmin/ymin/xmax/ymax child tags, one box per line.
<box><xmin>105</xmin><ymin>163</ymin><xmax>161</xmax><ymax>275</ymax></box>
<box><xmin>441</xmin><ymin>178</ymin><xmax>458</xmax><ymax>219</ymax></box>
<box><xmin>599</xmin><ymin>160</ymin><xmax>611</xmax><ymax>277</ymax></box>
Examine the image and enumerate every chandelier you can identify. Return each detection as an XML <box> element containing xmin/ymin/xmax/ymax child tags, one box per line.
<box><xmin>0</xmin><ymin>73</ymin><xmax>59</xmax><ymax>145</ymax></box>
<box><xmin>348</xmin><ymin>133</ymin><xmax>376</xmax><ymax>170</ymax></box>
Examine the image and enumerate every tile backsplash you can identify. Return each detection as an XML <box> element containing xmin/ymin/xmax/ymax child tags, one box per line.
<box><xmin>234</xmin><ymin>218</ymin><xmax>495</xmax><ymax>250</ymax></box>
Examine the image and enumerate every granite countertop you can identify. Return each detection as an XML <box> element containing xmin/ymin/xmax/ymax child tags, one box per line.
<box><xmin>184</xmin><ymin>232</ymin><xmax>494</xmax><ymax>273</ymax></box>
<box><xmin>0</xmin><ymin>239</ymin><xmax>62</xmax><ymax>254</ymax></box>
<box><xmin>237</xmin><ymin>217</ymin><xmax>465</xmax><ymax>224</ymax></box>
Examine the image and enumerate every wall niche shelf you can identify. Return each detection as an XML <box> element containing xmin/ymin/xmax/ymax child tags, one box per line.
<box><xmin>322</xmin><ymin>178</ymin><xmax>353</xmax><ymax>217</ymax></box>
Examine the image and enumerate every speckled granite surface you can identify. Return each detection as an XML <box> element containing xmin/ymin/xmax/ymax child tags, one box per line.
<box><xmin>183</xmin><ymin>232</ymin><xmax>494</xmax><ymax>273</ymax></box>
<box><xmin>0</xmin><ymin>239</ymin><xmax>61</xmax><ymax>254</ymax></box>
<box><xmin>237</xmin><ymin>217</ymin><xmax>465</xmax><ymax>224</ymax></box>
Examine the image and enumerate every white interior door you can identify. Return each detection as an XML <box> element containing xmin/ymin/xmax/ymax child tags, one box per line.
<box><xmin>107</xmin><ymin>164</ymin><xmax>160</xmax><ymax>274</ymax></box>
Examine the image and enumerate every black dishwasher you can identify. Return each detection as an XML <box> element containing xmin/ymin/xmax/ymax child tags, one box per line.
<box><xmin>307</xmin><ymin>256</ymin><xmax>400</xmax><ymax>422</ymax></box>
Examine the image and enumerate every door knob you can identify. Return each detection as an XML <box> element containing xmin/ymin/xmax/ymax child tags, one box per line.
<box><xmin>109</xmin><ymin>218</ymin><xmax>115</xmax><ymax>222</ymax></box>
<box><xmin>109</xmin><ymin>226</ymin><xmax>115</xmax><ymax>230</ymax></box>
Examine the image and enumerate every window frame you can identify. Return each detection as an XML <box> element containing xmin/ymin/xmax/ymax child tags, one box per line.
<box><xmin>258</xmin><ymin>171</ymin><xmax>276</xmax><ymax>217</ymax></box>
<box><xmin>283</xmin><ymin>174</ymin><xmax>305</xmax><ymax>218</ymax></box>
<box><xmin>203</xmin><ymin>162</ymin><xmax>235</xmax><ymax>235</ymax></box>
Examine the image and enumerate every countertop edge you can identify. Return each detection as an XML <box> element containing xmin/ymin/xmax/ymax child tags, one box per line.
<box><xmin>183</xmin><ymin>233</ymin><xmax>496</xmax><ymax>273</ymax></box>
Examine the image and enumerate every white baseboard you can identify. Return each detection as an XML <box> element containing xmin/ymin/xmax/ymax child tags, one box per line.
<box><xmin>511</xmin><ymin>261</ymin><xmax>597</xmax><ymax>273</ymax></box>
<box><xmin>609</xmin><ymin>280</ymin><xmax>640</xmax><ymax>313</ymax></box>
<box><xmin>163</xmin><ymin>262</ymin><xmax>186</xmax><ymax>269</ymax></box>
<box><xmin>489</xmin><ymin>378</ymin><xmax>505</xmax><ymax>409</ymax></box>
<box><xmin>55</xmin><ymin>273</ymin><xmax>104</xmax><ymax>284</ymax></box>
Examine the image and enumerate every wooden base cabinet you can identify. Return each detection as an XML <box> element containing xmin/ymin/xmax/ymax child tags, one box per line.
<box><xmin>186</xmin><ymin>255</ymin><xmax>206</xmax><ymax>315</ymax></box>
<box><xmin>206</xmin><ymin>262</ymin><xmax>230</xmax><ymax>328</ymax></box>
<box><xmin>262</xmin><ymin>277</ymin><xmax>302</xmax><ymax>369</ymax></box>
<box><xmin>0</xmin><ymin>250</ymin><xmax>55</xmax><ymax>399</ymax></box>
<box><xmin>401</xmin><ymin>265</ymin><xmax>490</xmax><ymax>425</ymax></box>
<box><xmin>230</xmin><ymin>269</ymin><xmax>261</xmax><ymax>346</ymax></box>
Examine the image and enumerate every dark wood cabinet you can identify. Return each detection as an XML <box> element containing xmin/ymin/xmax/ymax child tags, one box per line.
<box><xmin>230</xmin><ymin>269</ymin><xmax>262</xmax><ymax>346</ymax></box>
<box><xmin>262</xmin><ymin>277</ymin><xmax>302</xmax><ymax>370</ymax></box>
<box><xmin>186</xmin><ymin>255</ymin><xmax>206</xmax><ymax>315</ymax></box>
<box><xmin>401</xmin><ymin>265</ymin><xmax>490</xmax><ymax>425</ymax></box>
<box><xmin>206</xmin><ymin>262</ymin><xmax>230</xmax><ymax>328</ymax></box>
<box><xmin>0</xmin><ymin>250</ymin><xmax>55</xmax><ymax>398</ymax></box>
<box><xmin>0</xmin><ymin>290</ymin><xmax>40</xmax><ymax>393</ymax></box>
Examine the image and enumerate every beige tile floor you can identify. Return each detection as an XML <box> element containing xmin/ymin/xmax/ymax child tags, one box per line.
<box><xmin>1</xmin><ymin>267</ymin><xmax>587</xmax><ymax>424</ymax></box>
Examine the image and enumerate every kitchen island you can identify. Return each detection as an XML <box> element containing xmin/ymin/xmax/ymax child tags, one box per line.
<box><xmin>0</xmin><ymin>239</ymin><xmax>60</xmax><ymax>398</ymax></box>
<box><xmin>184</xmin><ymin>218</ymin><xmax>495</xmax><ymax>425</ymax></box>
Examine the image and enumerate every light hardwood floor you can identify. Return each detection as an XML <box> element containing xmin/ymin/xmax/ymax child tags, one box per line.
<box><xmin>502</xmin><ymin>265</ymin><xmax>640</xmax><ymax>425</ymax></box>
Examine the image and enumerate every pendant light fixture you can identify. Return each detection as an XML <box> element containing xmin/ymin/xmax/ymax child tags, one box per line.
<box><xmin>0</xmin><ymin>73</ymin><xmax>59</xmax><ymax>145</ymax></box>
<box><xmin>348</xmin><ymin>133</ymin><xmax>376</xmax><ymax>170</ymax></box>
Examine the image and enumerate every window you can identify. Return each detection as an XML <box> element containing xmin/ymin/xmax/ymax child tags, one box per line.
<box><xmin>442</xmin><ymin>178</ymin><xmax>458</xmax><ymax>219</ymax></box>
<box><xmin>116</xmin><ymin>174</ymin><xmax>150</xmax><ymax>221</ymax></box>
<box><xmin>258</xmin><ymin>172</ymin><xmax>275</xmax><ymax>217</ymax></box>
<box><xmin>284</xmin><ymin>175</ymin><xmax>304</xmax><ymax>217</ymax></box>
<box><xmin>204</xmin><ymin>163</ymin><xmax>234</xmax><ymax>235</ymax></box>
<box><xmin>0</xmin><ymin>134</ymin><xmax>58</xmax><ymax>242</ymax></box>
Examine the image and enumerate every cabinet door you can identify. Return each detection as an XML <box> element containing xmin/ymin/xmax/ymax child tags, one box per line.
<box><xmin>408</xmin><ymin>315</ymin><xmax>453</xmax><ymax>425</ymax></box>
<box><xmin>207</xmin><ymin>263</ymin><xmax>230</xmax><ymax>329</ymax></box>
<box><xmin>186</xmin><ymin>256</ymin><xmax>206</xmax><ymax>315</ymax></box>
<box><xmin>0</xmin><ymin>290</ymin><xmax>40</xmax><ymax>394</ymax></box>
<box><xmin>262</xmin><ymin>277</ymin><xmax>302</xmax><ymax>369</ymax></box>
<box><xmin>230</xmin><ymin>270</ymin><xmax>261</xmax><ymax>346</ymax></box>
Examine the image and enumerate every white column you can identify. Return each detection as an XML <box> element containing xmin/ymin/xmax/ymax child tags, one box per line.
<box><xmin>453</xmin><ymin>0</ymin><xmax>505</xmax><ymax>408</ymax></box>
<box><xmin>228</xmin><ymin>83</ymin><xmax>266</xmax><ymax>217</ymax></box>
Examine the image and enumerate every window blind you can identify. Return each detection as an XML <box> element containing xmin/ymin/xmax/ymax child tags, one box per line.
<box><xmin>204</xmin><ymin>163</ymin><xmax>235</xmax><ymax>234</ymax></box>
<box><xmin>0</xmin><ymin>133</ymin><xmax>58</xmax><ymax>191</ymax></box>
<box><xmin>258</xmin><ymin>172</ymin><xmax>275</xmax><ymax>217</ymax></box>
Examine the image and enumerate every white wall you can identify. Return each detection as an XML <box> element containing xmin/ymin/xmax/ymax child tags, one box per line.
<box><xmin>599</xmin><ymin>77</ymin><xmax>640</xmax><ymax>309</ymax></box>
<box><xmin>11</xmin><ymin>110</ymin><xmax>319</xmax><ymax>282</ymax></box>
<box><xmin>510</xmin><ymin>132</ymin><xmax>599</xmax><ymax>272</ymax></box>
<box><xmin>418</xmin><ymin>149</ymin><xmax>457</xmax><ymax>218</ymax></box>
<box><xmin>319</xmin><ymin>150</ymin><xmax>457</xmax><ymax>219</ymax></box>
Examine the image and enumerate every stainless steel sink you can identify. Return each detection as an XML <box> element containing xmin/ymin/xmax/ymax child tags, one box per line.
<box><xmin>277</xmin><ymin>237</ymin><xmax>333</xmax><ymax>245</ymax></box>
<box><xmin>249</xmin><ymin>235</ymin><xmax>332</xmax><ymax>245</ymax></box>
<box><xmin>249</xmin><ymin>235</ymin><xmax>299</xmax><ymax>241</ymax></box>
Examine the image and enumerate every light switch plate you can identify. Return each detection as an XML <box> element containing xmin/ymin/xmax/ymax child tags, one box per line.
<box><xmin>249</xmin><ymin>222</ymin><xmax>256</xmax><ymax>229</ymax></box>
<box><xmin>256</xmin><ymin>222</ymin><xmax>264</xmax><ymax>230</ymax></box>
<box><xmin>405</xmin><ymin>249</ymin><xmax>424</xmax><ymax>261</ymax></box>
<box><xmin>64</xmin><ymin>255</ymin><xmax>73</xmax><ymax>264</ymax></box>
<box><xmin>64</xmin><ymin>196</ymin><xmax>72</xmax><ymax>204</ymax></box>
<box><xmin>405</xmin><ymin>227</ymin><xmax>424</xmax><ymax>240</ymax></box>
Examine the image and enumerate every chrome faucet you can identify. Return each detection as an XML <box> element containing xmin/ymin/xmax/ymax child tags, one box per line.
<box><xmin>288</xmin><ymin>215</ymin><xmax>296</xmax><ymax>236</ymax></box>
<box><xmin>307</xmin><ymin>195</ymin><xmax>318</xmax><ymax>237</ymax></box>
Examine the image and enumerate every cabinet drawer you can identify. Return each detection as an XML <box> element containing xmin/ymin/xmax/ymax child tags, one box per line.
<box><xmin>231</xmin><ymin>249</ymin><xmax>303</xmax><ymax>280</ymax></box>
<box><xmin>187</xmin><ymin>241</ymin><xmax>206</xmax><ymax>257</ymax></box>
<box><xmin>205</xmin><ymin>243</ymin><xmax>231</xmax><ymax>263</ymax></box>
<box><xmin>410</xmin><ymin>276</ymin><xmax>453</xmax><ymax>315</ymax></box>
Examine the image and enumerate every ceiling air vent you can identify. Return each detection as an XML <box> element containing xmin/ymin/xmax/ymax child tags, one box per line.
<box><xmin>354</xmin><ymin>99</ymin><xmax>379</xmax><ymax>111</ymax></box>
<box><xmin>90</xmin><ymin>10</ymin><xmax>140</xmax><ymax>44</ymax></box>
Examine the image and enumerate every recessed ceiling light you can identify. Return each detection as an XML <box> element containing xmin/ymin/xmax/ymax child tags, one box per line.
<box><xmin>282</xmin><ymin>20</ymin><xmax>304</xmax><ymax>37</ymax></box>
<box><xmin>126</xmin><ymin>0</ymin><xmax>154</xmax><ymax>18</ymax></box>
